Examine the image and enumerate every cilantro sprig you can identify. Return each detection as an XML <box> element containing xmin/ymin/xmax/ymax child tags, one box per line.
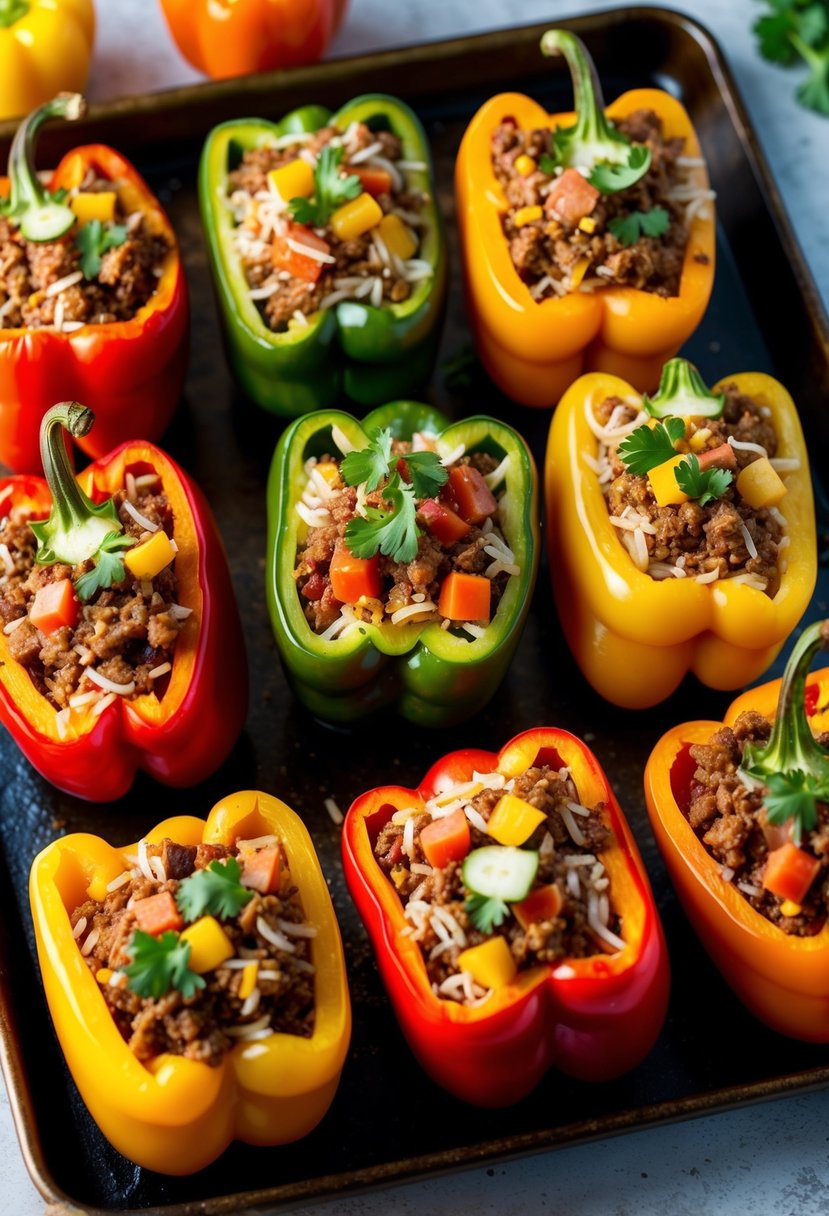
<box><xmin>122</xmin><ymin>930</ymin><xmax>205</xmax><ymax>999</ymax></box>
<box><xmin>74</xmin><ymin>219</ymin><xmax>128</xmax><ymax>279</ymax></box>
<box><xmin>674</xmin><ymin>453</ymin><xmax>733</xmax><ymax>506</ymax></box>
<box><xmin>754</xmin><ymin>0</ymin><xmax>829</xmax><ymax>116</ymax></box>
<box><xmin>617</xmin><ymin>417</ymin><xmax>685</xmax><ymax>476</ymax></box>
<box><xmin>608</xmin><ymin>206</ymin><xmax>670</xmax><ymax>247</ymax></box>
<box><xmin>763</xmin><ymin>770</ymin><xmax>829</xmax><ymax>843</ymax></box>
<box><xmin>345</xmin><ymin>474</ymin><xmax>420</xmax><ymax>563</ymax></box>
<box><xmin>74</xmin><ymin>530</ymin><xmax>137</xmax><ymax>602</ymax></box>
<box><xmin>288</xmin><ymin>145</ymin><xmax>361</xmax><ymax>228</ymax></box>
<box><xmin>176</xmin><ymin>857</ymin><xmax>254</xmax><ymax>922</ymax></box>
<box><xmin>465</xmin><ymin>892</ymin><xmax>510</xmax><ymax>934</ymax></box>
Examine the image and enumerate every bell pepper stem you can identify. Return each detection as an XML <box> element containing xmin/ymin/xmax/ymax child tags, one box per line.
<box><xmin>539</xmin><ymin>29</ymin><xmax>628</xmax><ymax>167</ymax></box>
<box><xmin>8</xmin><ymin>93</ymin><xmax>86</xmax><ymax>242</ymax></box>
<box><xmin>0</xmin><ymin>0</ymin><xmax>29</xmax><ymax>28</ymax></box>
<box><xmin>643</xmin><ymin>358</ymin><xmax>725</xmax><ymax>420</ymax></box>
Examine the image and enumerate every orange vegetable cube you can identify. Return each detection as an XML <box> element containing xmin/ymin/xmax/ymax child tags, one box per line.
<box><xmin>545</xmin><ymin>168</ymin><xmax>600</xmax><ymax>225</ymax></box>
<box><xmin>486</xmin><ymin>794</ymin><xmax>546</xmax><ymax>847</ymax></box>
<box><xmin>241</xmin><ymin>846</ymin><xmax>281</xmax><ymax>894</ymax></box>
<box><xmin>438</xmin><ymin>571</ymin><xmax>491</xmax><ymax>622</ymax></box>
<box><xmin>132</xmin><ymin>891</ymin><xmax>184</xmax><ymax>936</ymax></box>
<box><xmin>762</xmin><ymin>841</ymin><xmax>820</xmax><ymax>904</ymax></box>
<box><xmin>447</xmin><ymin>465</ymin><xmax>497</xmax><ymax>524</ymax></box>
<box><xmin>513</xmin><ymin>884</ymin><xmax>563</xmax><ymax>930</ymax></box>
<box><xmin>29</xmin><ymin>578</ymin><xmax>78</xmax><ymax>636</ymax></box>
<box><xmin>329</xmin><ymin>544</ymin><xmax>381</xmax><ymax>604</ymax></box>
<box><xmin>419</xmin><ymin>809</ymin><xmax>471</xmax><ymax>870</ymax></box>
<box><xmin>353</xmin><ymin>166</ymin><xmax>394</xmax><ymax>199</ymax></box>
<box><xmin>272</xmin><ymin>222</ymin><xmax>331</xmax><ymax>285</ymax></box>
<box><xmin>457</xmin><ymin>936</ymin><xmax>517</xmax><ymax>989</ymax></box>
<box><xmin>418</xmin><ymin>498</ymin><xmax>470</xmax><ymax>545</ymax></box>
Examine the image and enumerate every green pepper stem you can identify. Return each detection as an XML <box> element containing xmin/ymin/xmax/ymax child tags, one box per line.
<box><xmin>0</xmin><ymin>0</ymin><xmax>29</xmax><ymax>29</ymax></box>
<box><xmin>540</xmin><ymin>29</ymin><xmax>630</xmax><ymax>168</ymax></box>
<box><xmin>8</xmin><ymin>93</ymin><xmax>85</xmax><ymax>241</ymax></box>
<box><xmin>643</xmin><ymin>358</ymin><xmax>726</xmax><ymax>420</ymax></box>
<box><xmin>742</xmin><ymin>620</ymin><xmax>829</xmax><ymax>782</ymax></box>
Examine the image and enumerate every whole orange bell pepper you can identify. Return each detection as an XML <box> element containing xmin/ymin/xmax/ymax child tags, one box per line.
<box><xmin>545</xmin><ymin>361</ymin><xmax>816</xmax><ymax>708</ymax></box>
<box><xmin>29</xmin><ymin>791</ymin><xmax>352</xmax><ymax>1174</ymax></box>
<box><xmin>455</xmin><ymin>29</ymin><xmax>715</xmax><ymax>407</ymax></box>
<box><xmin>158</xmin><ymin>0</ymin><xmax>348</xmax><ymax>79</ymax></box>
<box><xmin>644</xmin><ymin>620</ymin><xmax>829</xmax><ymax>1040</ymax></box>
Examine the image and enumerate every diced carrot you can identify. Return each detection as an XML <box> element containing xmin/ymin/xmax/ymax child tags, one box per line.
<box><xmin>447</xmin><ymin>465</ymin><xmax>497</xmax><ymax>525</ymax></box>
<box><xmin>271</xmin><ymin>222</ymin><xmax>331</xmax><ymax>284</ymax></box>
<box><xmin>762</xmin><ymin>841</ymin><xmax>820</xmax><ymax>904</ymax></box>
<box><xmin>544</xmin><ymin>167</ymin><xmax>600</xmax><ymax>225</ymax></box>
<box><xmin>513</xmin><ymin>884</ymin><xmax>563</xmax><ymax>930</ymax></box>
<box><xmin>329</xmin><ymin>543</ymin><xmax>381</xmax><ymax>604</ymax></box>
<box><xmin>438</xmin><ymin>571</ymin><xmax>491</xmax><ymax>622</ymax></box>
<box><xmin>419</xmin><ymin>809</ymin><xmax>471</xmax><ymax>870</ymax></box>
<box><xmin>418</xmin><ymin>497</ymin><xmax>471</xmax><ymax>545</ymax></box>
<box><xmin>132</xmin><ymin>891</ymin><xmax>184</xmax><ymax>936</ymax></box>
<box><xmin>350</xmin><ymin>166</ymin><xmax>393</xmax><ymax>198</ymax></box>
<box><xmin>29</xmin><ymin>578</ymin><xmax>78</xmax><ymax>636</ymax></box>
<box><xmin>697</xmin><ymin>443</ymin><xmax>737</xmax><ymax>472</ymax></box>
<box><xmin>241</xmin><ymin>846</ymin><xmax>281</xmax><ymax>894</ymax></box>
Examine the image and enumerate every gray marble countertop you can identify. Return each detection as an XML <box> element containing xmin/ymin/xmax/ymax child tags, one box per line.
<box><xmin>2</xmin><ymin>2</ymin><xmax>828</xmax><ymax>1214</ymax></box>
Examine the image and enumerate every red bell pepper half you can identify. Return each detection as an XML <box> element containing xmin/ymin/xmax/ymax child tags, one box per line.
<box><xmin>342</xmin><ymin>727</ymin><xmax>669</xmax><ymax>1105</ymax></box>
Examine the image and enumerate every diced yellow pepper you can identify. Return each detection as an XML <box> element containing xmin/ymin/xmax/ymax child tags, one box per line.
<box><xmin>690</xmin><ymin>427</ymin><xmax>712</xmax><ymax>452</ymax></box>
<box><xmin>124</xmin><ymin>530</ymin><xmax>176</xmax><ymax>580</ymax></box>
<box><xmin>330</xmin><ymin>192</ymin><xmax>384</xmax><ymax>242</ymax></box>
<box><xmin>238</xmin><ymin>961</ymin><xmax>259</xmax><ymax>1000</ymax></box>
<box><xmin>780</xmin><ymin>900</ymin><xmax>802</xmax><ymax>917</ymax></box>
<box><xmin>578</xmin><ymin>216</ymin><xmax>597</xmax><ymax>234</ymax></box>
<box><xmin>457</xmin><ymin>936</ymin><xmax>517</xmax><ymax>990</ymax></box>
<box><xmin>71</xmin><ymin>192</ymin><xmax>117</xmax><ymax>225</ymax></box>
<box><xmin>514</xmin><ymin>154</ymin><xmax>536</xmax><ymax>176</ymax></box>
<box><xmin>391</xmin><ymin>865</ymin><xmax>408</xmax><ymax>890</ymax></box>
<box><xmin>486</xmin><ymin>794</ymin><xmax>547</xmax><ymax>846</ymax></box>
<box><xmin>86</xmin><ymin>860</ymin><xmax>127</xmax><ymax>903</ymax></box>
<box><xmin>569</xmin><ymin>257</ymin><xmax>591</xmax><ymax>289</ymax></box>
<box><xmin>513</xmin><ymin>205</ymin><xmax>543</xmax><ymax>228</ymax></box>
<box><xmin>95</xmin><ymin>968</ymin><xmax>114</xmax><ymax>985</ymax></box>
<box><xmin>180</xmin><ymin>916</ymin><xmax>234</xmax><ymax>974</ymax></box>
<box><xmin>378</xmin><ymin>213</ymin><xmax>417</xmax><ymax>260</ymax></box>
<box><xmin>648</xmin><ymin>455</ymin><xmax>689</xmax><ymax>508</ymax></box>
<box><xmin>736</xmin><ymin>457</ymin><xmax>787</xmax><ymax>508</ymax></box>
<box><xmin>268</xmin><ymin>159</ymin><xmax>315</xmax><ymax>202</ymax></box>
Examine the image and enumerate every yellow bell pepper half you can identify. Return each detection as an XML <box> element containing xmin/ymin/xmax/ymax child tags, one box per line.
<box><xmin>0</xmin><ymin>0</ymin><xmax>95</xmax><ymax>122</ymax></box>
<box><xmin>29</xmin><ymin>791</ymin><xmax>351</xmax><ymax>1174</ymax></box>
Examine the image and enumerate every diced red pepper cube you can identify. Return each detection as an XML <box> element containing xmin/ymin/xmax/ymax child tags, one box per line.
<box><xmin>272</xmin><ymin>222</ymin><xmax>331</xmax><ymax>284</ymax></box>
<box><xmin>418</xmin><ymin>497</ymin><xmax>471</xmax><ymax>545</ymax></box>
<box><xmin>447</xmin><ymin>465</ymin><xmax>497</xmax><ymax>525</ymax></box>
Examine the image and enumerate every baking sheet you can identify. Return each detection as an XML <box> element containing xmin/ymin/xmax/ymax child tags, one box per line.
<box><xmin>0</xmin><ymin>8</ymin><xmax>828</xmax><ymax>1213</ymax></box>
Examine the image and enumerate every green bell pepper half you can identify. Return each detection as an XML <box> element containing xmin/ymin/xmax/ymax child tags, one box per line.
<box><xmin>265</xmin><ymin>400</ymin><xmax>539</xmax><ymax>727</ymax></box>
<box><xmin>198</xmin><ymin>95</ymin><xmax>446</xmax><ymax>418</ymax></box>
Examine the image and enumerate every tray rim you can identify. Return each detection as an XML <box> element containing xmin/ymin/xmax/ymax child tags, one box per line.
<box><xmin>1</xmin><ymin>7</ymin><xmax>828</xmax><ymax>1213</ymax></box>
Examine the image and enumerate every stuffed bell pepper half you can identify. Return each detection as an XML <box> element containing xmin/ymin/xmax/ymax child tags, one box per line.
<box><xmin>456</xmin><ymin>29</ymin><xmax>715</xmax><ymax>406</ymax></box>
<box><xmin>546</xmin><ymin>359</ymin><xmax>816</xmax><ymax>708</ymax></box>
<box><xmin>645</xmin><ymin>619</ymin><xmax>829</xmax><ymax>1040</ymax></box>
<box><xmin>0</xmin><ymin>94</ymin><xmax>189</xmax><ymax>472</ymax></box>
<box><xmin>200</xmin><ymin>94</ymin><xmax>445</xmax><ymax>416</ymax></box>
<box><xmin>0</xmin><ymin>402</ymin><xmax>246</xmax><ymax>800</ymax></box>
<box><xmin>343</xmin><ymin>727</ymin><xmax>669</xmax><ymax>1105</ymax></box>
<box><xmin>266</xmin><ymin>400</ymin><xmax>538</xmax><ymax>726</ymax></box>
<box><xmin>29</xmin><ymin>790</ymin><xmax>351</xmax><ymax>1173</ymax></box>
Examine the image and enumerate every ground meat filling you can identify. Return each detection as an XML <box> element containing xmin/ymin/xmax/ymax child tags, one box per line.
<box><xmin>70</xmin><ymin>837</ymin><xmax>315</xmax><ymax>1065</ymax></box>
<box><xmin>375</xmin><ymin>764</ymin><xmax>622</xmax><ymax>1004</ymax></box>
<box><xmin>686</xmin><ymin>711</ymin><xmax>829</xmax><ymax>935</ymax></box>
<box><xmin>0</xmin><ymin>476</ymin><xmax>188</xmax><ymax>711</ymax></box>
<box><xmin>492</xmin><ymin>109</ymin><xmax>707</xmax><ymax>299</ymax></box>
<box><xmin>228</xmin><ymin>121</ymin><xmax>431</xmax><ymax>332</ymax></box>
<box><xmin>294</xmin><ymin>439</ymin><xmax>518</xmax><ymax>637</ymax></box>
<box><xmin>595</xmin><ymin>385</ymin><xmax>786</xmax><ymax>592</ymax></box>
<box><xmin>0</xmin><ymin>178</ymin><xmax>169</xmax><ymax>331</ymax></box>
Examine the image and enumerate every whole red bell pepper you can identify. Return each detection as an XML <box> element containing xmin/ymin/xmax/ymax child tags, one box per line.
<box><xmin>0</xmin><ymin>95</ymin><xmax>189</xmax><ymax>472</ymax></box>
<box><xmin>0</xmin><ymin>403</ymin><xmax>246</xmax><ymax>801</ymax></box>
<box><xmin>343</xmin><ymin>727</ymin><xmax>669</xmax><ymax>1105</ymax></box>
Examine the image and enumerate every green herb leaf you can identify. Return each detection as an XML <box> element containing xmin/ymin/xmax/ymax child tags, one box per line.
<box><xmin>753</xmin><ymin>2</ymin><xmax>829</xmax><ymax>116</ymax></box>
<box><xmin>122</xmin><ymin>930</ymin><xmax>205</xmax><ymax>999</ymax></box>
<box><xmin>617</xmin><ymin>417</ymin><xmax>685</xmax><ymax>476</ymax></box>
<box><xmin>588</xmin><ymin>144</ymin><xmax>652</xmax><ymax>193</ymax></box>
<box><xmin>74</xmin><ymin>530</ymin><xmax>136</xmax><ymax>602</ymax></box>
<box><xmin>340</xmin><ymin>427</ymin><xmax>394</xmax><ymax>492</ymax></box>
<box><xmin>288</xmin><ymin>145</ymin><xmax>361</xmax><ymax>228</ymax></box>
<box><xmin>539</xmin><ymin>152</ymin><xmax>560</xmax><ymax>176</ymax></box>
<box><xmin>465</xmin><ymin>892</ymin><xmax>510</xmax><ymax>934</ymax></box>
<box><xmin>74</xmin><ymin>219</ymin><xmax>128</xmax><ymax>279</ymax></box>
<box><xmin>404</xmin><ymin>450</ymin><xmax>449</xmax><ymax>499</ymax></box>
<box><xmin>763</xmin><ymin>770</ymin><xmax>829</xmax><ymax>845</ymax></box>
<box><xmin>608</xmin><ymin>206</ymin><xmax>670</xmax><ymax>247</ymax></box>
<box><xmin>674</xmin><ymin>453</ymin><xmax>733</xmax><ymax>506</ymax></box>
<box><xmin>175</xmin><ymin>856</ymin><xmax>254</xmax><ymax>923</ymax></box>
<box><xmin>344</xmin><ymin>472</ymin><xmax>420</xmax><ymax>564</ymax></box>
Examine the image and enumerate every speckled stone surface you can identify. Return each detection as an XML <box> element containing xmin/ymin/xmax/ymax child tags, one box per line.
<box><xmin>2</xmin><ymin>3</ymin><xmax>828</xmax><ymax>1214</ymax></box>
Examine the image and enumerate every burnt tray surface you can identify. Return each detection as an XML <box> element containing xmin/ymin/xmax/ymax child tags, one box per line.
<box><xmin>1</xmin><ymin>8</ymin><xmax>828</xmax><ymax>1214</ymax></box>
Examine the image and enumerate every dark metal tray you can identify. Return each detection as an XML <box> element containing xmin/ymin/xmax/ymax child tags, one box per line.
<box><xmin>1</xmin><ymin>8</ymin><xmax>828</xmax><ymax>1214</ymax></box>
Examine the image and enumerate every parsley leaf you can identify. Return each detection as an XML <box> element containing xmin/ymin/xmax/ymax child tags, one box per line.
<box><xmin>176</xmin><ymin>857</ymin><xmax>254</xmax><ymax>923</ymax></box>
<box><xmin>588</xmin><ymin>144</ymin><xmax>652</xmax><ymax>193</ymax></box>
<box><xmin>539</xmin><ymin>151</ymin><xmax>560</xmax><ymax>176</ymax></box>
<box><xmin>674</xmin><ymin>453</ymin><xmax>733</xmax><ymax>506</ymax></box>
<box><xmin>465</xmin><ymin>892</ymin><xmax>510</xmax><ymax>934</ymax></box>
<box><xmin>345</xmin><ymin>473</ymin><xmax>420</xmax><ymax>563</ymax></box>
<box><xmin>754</xmin><ymin>1</ymin><xmax>829</xmax><ymax>116</ymax></box>
<box><xmin>74</xmin><ymin>220</ymin><xmax>128</xmax><ymax>280</ymax></box>
<box><xmin>617</xmin><ymin>417</ymin><xmax>685</xmax><ymax>476</ymax></box>
<box><xmin>122</xmin><ymin>930</ymin><xmax>205</xmax><ymax>999</ymax></box>
<box><xmin>405</xmin><ymin>450</ymin><xmax>449</xmax><ymax>498</ymax></box>
<box><xmin>764</xmin><ymin>770</ymin><xmax>829</xmax><ymax>845</ymax></box>
<box><xmin>607</xmin><ymin>206</ymin><xmax>670</xmax><ymax>247</ymax></box>
<box><xmin>288</xmin><ymin>145</ymin><xmax>361</xmax><ymax>228</ymax></box>
<box><xmin>74</xmin><ymin>530</ymin><xmax>136</xmax><ymax>603</ymax></box>
<box><xmin>340</xmin><ymin>427</ymin><xmax>394</xmax><ymax>492</ymax></box>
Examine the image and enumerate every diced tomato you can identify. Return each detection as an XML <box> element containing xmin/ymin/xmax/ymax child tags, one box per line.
<box><xmin>241</xmin><ymin>846</ymin><xmax>281</xmax><ymax>894</ymax></box>
<box><xmin>385</xmin><ymin>835</ymin><xmax>404</xmax><ymax>867</ymax></box>
<box><xmin>419</xmin><ymin>809</ymin><xmax>471</xmax><ymax>870</ymax></box>
<box><xmin>447</xmin><ymin>465</ymin><xmax>497</xmax><ymax>525</ymax></box>
<box><xmin>762</xmin><ymin>841</ymin><xmax>820</xmax><ymax>904</ymax></box>
<box><xmin>438</xmin><ymin>571</ymin><xmax>491</xmax><ymax>622</ymax></box>
<box><xmin>301</xmin><ymin>571</ymin><xmax>326</xmax><ymax>601</ymax></box>
<box><xmin>29</xmin><ymin>578</ymin><xmax>77</xmax><ymax>635</ymax></box>
<box><xmin>544</xmin><ymin>167</ymin><xmax>600</xmax><ymax>226</ymax></box>
<box><xmin>271</xmin><ymin>222</ymin><xmax>331</xmax><ymax>284</ymax></box>
<box><xmin>513</xmin><ymin>884</ymin><xmax>563</xmax><ymax>930</ymax></box>
<box><xmin>349</xmin><ymin>166</ymin><xmax>393</xmax><ymax>198</ymax></box>
<box><xmin>418</xmin><ymin>497</ymin><xmax>471</xmax><ymax>546</ymax></box>
<box><xmin>329</xmin><ymin>543</ymin><xmax>381</xmax><ymax>604</ymax></box>
<box><xmin>697</xmin><ymin>443</ymin><xmax>737</xmax><ymax>472</ymax></box>
<box><xmin>133</xmin><ymin>891</ymin><xmax>183</xmax><ymax>936</ymax></box>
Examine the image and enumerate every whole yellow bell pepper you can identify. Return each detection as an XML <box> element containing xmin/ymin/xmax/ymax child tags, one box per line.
<box><xmin>0</xmin><ymin>0</ymin><xmax>95</xmax><ymax>121</ymax></box>
<box><xmin>545</xmin><ymin>364</ymin><xmax>817</xmax><ymax>708</ymax></box>
<box><xmin>29</xmin><ymin>791</ymin><xmax>351</xmax><ymax>1174</ymax></box>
